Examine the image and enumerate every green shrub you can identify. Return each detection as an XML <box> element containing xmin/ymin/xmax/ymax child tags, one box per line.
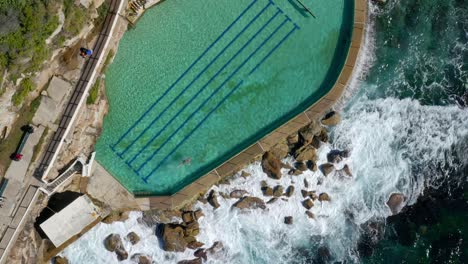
<box><xmin>87</xmin><ymin>78</ymin><xmax>100</xmax><ymax>105</ymax></box>
<box><xmin>12</xmin><ymin>78</ymin><xmax>35</xmax><ymax>106</ymax></box>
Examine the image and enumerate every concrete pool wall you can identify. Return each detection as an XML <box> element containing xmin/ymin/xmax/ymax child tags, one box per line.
<box><xmin>134</xmin><ymin>0</ymin><xmax>368</xmax><ymax>210</ymax></box>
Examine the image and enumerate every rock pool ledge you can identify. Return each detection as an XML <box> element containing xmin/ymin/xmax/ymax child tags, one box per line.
<box><xmin>135</xmin><ymin>0</ymin><xmax>367</xmax><ymax>210</ymax></box>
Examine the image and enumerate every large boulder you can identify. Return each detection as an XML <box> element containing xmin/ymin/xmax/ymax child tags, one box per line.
<box><xmin>126</xmin><ymin>232</ymin><xmax>140</xmax><ymax>245</ymax></box>
<box><xmin>341</xmin><ymin>164</ymin><xmax>352</xmax><ymax>177</ymax></box>
<box><xmin>305</xmin><ymin>211</ymin><xmax>315</xmax><ymax>219</ymax></box>
<box><xmin>115</xmin><ymin>248</ymin><xmax>129</xmax><ymax>261</ymax></box>
<box><xmin>206</xmin><ymin>241</ymin><xmax>224</xmax><ymax>255</ymax></box>
<box><xmin>303</xmin><ymin>199</ymin><xmax>314</xmax><ymax>209</ymax></box>
<box><xmin>182</xmin><ymin>211</ymin><xmax>195</xmax><ymax>223</ymax></box>
<box><xmin>233</xmin><ymin>196</ymin><xmax>266</xmax><ymax>210</ymax></box>
<box><xmin>284</xmin><ymin>216</ymin><xmax>293</xmax><ymax>225</ymax></box>
<box><xmin>261</xmin><ymin>186</ymin><xmax>273</xmax><ymax>196</ymax></box>
<box><xmin>319</xmin><ymin>193</ymin><xmax>331</xmax><ymax>202</ymax></box>
<box><xmin>207</xmin><ymin>190</ymin><xmax>220</xmax><ymax>209</ymax></box>
<box><xmin>104</xmin><ymin>234</ymin><xmax>122</xmax><ymax>252</ymax></box>
<box><xmin>320</xmin><ymin>163</ymin><xmax>335</xmax><ymax>176</ymax></box>
<box><xmin>294</xmin><ymin>161</ymin><xmax>308</xmax><ymax>171</ymax></box>
<box><xmin>386</xmin><ymin>193</ymin><xmax>406</xmax><ymax>215</ymax></box>
<box><xmin>306</xmin><ymin>160</ymin><xmax>318</xmax><ymax>171</ymax></box>
<box><xmin>273</xmin><ymin>185</ymin><xmax>284</xmax><ymax>197</ymax></box>
<box><xmin>295</xmin><ymin>146</ymin><xmax>318</xmax><ymax>162</ymax></box>
<box><xmin>131</xmin><ymin>254</ymin><xmax>152</xmax><ymax>264</ymax></box>
<box><xmin>53</xmin><ymin>256</ymin><xmax>69</xmax><ymax>264</ymax></box>
<box><xmin>285</xmin><ymin>185</ymin><xmax>295</xmax><ymax>197</ymax></box>
<box><xmin>298</xmin><ymin>120</ymin><xmax>322</xmax><ymax>144</ymax></box>
<box><xmin>261</xmin><ymin>151</ymin><xmax>282</xmax><ymax>179</ymax></box>
<box><xmin>270</xmin><ymin>141</ymin><xmax>289</xmax><ymax>159</ymax></box>
<box><xmin>159</xmin><ymin>224</ymin><xmax>188</xmax><ymax>252</ymax></box>
<box><xmin>230</xmin><ymin>189</ymin><xmax>249</xmax><ymax>198</ymax></box>
<box><xmin>321</xmin><ymin>111</ymin><xmax>341</xmax><ymax>126</ymax></box>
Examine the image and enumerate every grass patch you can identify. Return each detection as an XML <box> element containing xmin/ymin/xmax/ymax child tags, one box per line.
<box><xmin>87</xmin><ymin>78</ymin><xmax>100</xmax><ymax>105</ymax></box>
<box><xmin>0</xmin><ymin>95</ymin><xmax>42</xmax><ymax>173</ymax></box>
<box><xmin>31</xmin><ymin>127</ymin><xmax>48</xmax><ymax>163</ymax></box>
<box><xmin>102</xmin><ymin>49</ymin><xmax>114</xmax><ymax>73</ymax></box>
<box><xmin>12</xmin><ymin>78</ymin><xmax>35</xmax><ymax>106</ymax></box>
<box><xmin>62</xmin><ymin>0</ymin><xmax>87</xmax><ymax>36</ymax></box>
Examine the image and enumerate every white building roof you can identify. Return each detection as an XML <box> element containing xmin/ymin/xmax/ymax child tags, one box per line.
<box><xmin>40</xmin><ymin>195</ymin><xmax>101</xmax><ymax>247</ymax></box>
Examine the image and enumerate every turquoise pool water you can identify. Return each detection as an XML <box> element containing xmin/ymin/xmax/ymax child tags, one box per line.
<box><xmin>96</xmin><ymin>0</ymin><xmax>353</xmax><ymax>195</ymax></box>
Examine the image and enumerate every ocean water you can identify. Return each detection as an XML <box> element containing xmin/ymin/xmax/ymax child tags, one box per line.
<box><xmin>62</xmin><ymin>0</ymin><xmax>468</xmax><ymax>263</ymax></box>
<box><xmin>95</xmin><ymin>0</ymin><xmax>352</xmax><ymax>195</ymax></box>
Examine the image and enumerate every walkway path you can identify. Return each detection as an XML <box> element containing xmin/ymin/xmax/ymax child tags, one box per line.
<box><xmin>0</xmin><ymin>0</ymin><xmax>124</xmax><ymax>262</ymax></box>
<box><xmin>34</xmin><ymin>0</ymin><xmax>122</xmax><ymax>182</ymax></box>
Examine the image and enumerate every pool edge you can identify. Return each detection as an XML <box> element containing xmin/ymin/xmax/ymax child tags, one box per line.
<box><xmin>135</xmin><ymin>0</ymin><xmax>368</xmax><ymax>210</ymax></box>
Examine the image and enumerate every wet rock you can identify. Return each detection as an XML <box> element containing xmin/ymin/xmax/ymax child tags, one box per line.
<box><xmin>316</xmin><ymin>127</ymin><xmax>329</xmax><ymax>143</ymax></box>
<box><xmin>260</xmin><ymin>180</ymin><xmax>268</xmax><ymax>188</ymax></box>
<box><xmin>184</xmin><ymin>222</ymin><xmax>200</xmax><ymax>237</ymax></box>
<box><xmin>182</xmin><ymin>211</ymin><xmax>195</xmax><ymax>223</ymax></box>
<box><xmin>301</xmin><ymin>189</ymin><xmax>309</xmax><ymax>198</ymax></box>
<box><xmin>194</xmin><ymin>209</ymin><xmax>204</xmax><ymax>220</ymax></box>
<box><xmin>281</xmin><ymin>162</ymin><xmax>292</xmax><ymax>169</ymax></box>
<box><xmin>131</xmin><ymin>254</ymin><xmax>152</xmax><ymax>264</ymax></box>
<box><xmin>281</xmin><ymin>198</ymin><xmax>288</xmax><ymax>202</ymax></box>
<box><xmin>115</xmin><ymin>248</ymin><xmax>129</xmax><ymax>261</ymax></box>
<box><xmin>319</xmin><ymin>193</ymin><xmax>331</xmax><ymax>202</ymax></box>
<box><xmin>261</xmin><ymin>186</ymin><xmax>273</xmax><ymax>196</ymax></box>
<box><xmin>183</xmin><ymin>235</ymin><xmax>197</xmax><ymax>244</ymax></box>
<box><xmin>298</xmin><ymin>120</ymin><xmax>322</xmax><ymax>145</ymax></box>
<box><xmin>194</xmin><ymin>248</ymin><xmax>207</xmax><ymax>260</ymax></box>
<box><xmin>284</xmin><ymin>216</ymin><xmax>293</xmax><ymax>225</ymax></box>
<box><xmin>321</xmin><ymin>111</ymin><xmax>341</xmax><ymax>126</ymax></box>
<box><xmin>306</xmin><ymin>160</ymin><xmax>318</xmax><ymax>171</ymax></box>
<box><xmin>273</xmin><ymin>185</ymin><xmax>284</xmax><ymax>197</ymax></box>
<box><xmin>126</xmin><ymin>232</ymin><xmax>140</xmax><ymax>245</ymax></box>
<box><xmin>207</xmin><ymin>241</ymin><xmax>224</xmax><ymax>255</ymax></box>
<box><xmin>386</xmin><ymin>193</ymin><xmax>406</xmax><ymax>215</ymax></box>
<box><xmin>177</xmin><ymin>258</ymin><xmax>202</xmax><ymax>264</ymax></box>
<box><xmin>311</xmin><ymin>136</ymin><xmax>322</xmax><ymax>149</ymax></box>
<box><xmin>303</xmin><ymin>199</ymin><xmax>314</xmax><ymax>209</ymax></box>
<box><xmin>327</xmin><ymin>149</ymin><xmax>350</xmax><ymax>163</ymax></box>
<box><xmin>207</xmin><ymin>190</ymin><xmax>220</xmax><ymax>209</ymax></box>
<box><xmin>261</xmin><ymin>151</ymin><xmax>282</xmax><ymax>179</ymax></box>
<box><xmin>241</xmin><ymin>171</ymin><xmax>251</xmax><ymax>178</ymax></box>
<box><xmin>53</xmin><ymin>256</ymin><xmax>69</xmax><ymax>264</ymax></box>
<box><xmin>267</xmin><ymin>198</ymin><xmax>278</xmax><ymax>204</ymax></box>
<box><xmin>187</xmin><ymin>241</ymin><xmax>205</xmax><ymax>249</ymax></box>
<box><xmin>305</xmin><ymin>211</ymin><xmax>315</xmax><ymax>219</ymax></box>
<box><xmin>104</xmin><ymin>234</ymin><xmax>122</xmax><ymax>252</ymax></box>
<box><xmin>233</xmin><ymin>196</ymin><xmax>266</xmax><ymax>210</ymax></box>
<box><xmin>270</xmin><ymin>141</ymin><xmax>289</xmax><ymax>159</ymax></box>
<box><xmin>230</xmin><ymin>189</ymin><xmax>249</xmax><ymax>198</ymax></box>
<box><xmin>288</xmin><ymin>168</ymin><xmax>303</xmax><ymax>176</ymax></box>
<box><xmin>317</xmin><ymin>246</ymin><xmax>331</xmax><ymax>262</ymax></box>
<box><xmin>158</xmin><ymin>223</ymin><xmax>188</xmax><ymax>252</ymax></box>
<box><xmin>295</xmin><ymin>146</ymin><xmax>318</xmax><ymax>162</ymax></box>
<box><xmin>295</xmin><ymin>161</ymin><xmax>308</xmax><ymax>171</ymax></box>
<box><xmin>357</xmin><ymin>220</ymin><xmax>385</xmax><ymax>257</ymax></box>
<box><xmin>309</xmin><ymin>192</ymin><xmax>318</xmax><ymax>201</ymax></box>
<box><xmin>303</xmin><ymin>179</ymin><xmax>309</xmax><ymax>188</ymax></box>
<box><xmin>341</xmin><ymin>164</ymin><xmax>352</xmax><ymax>177</ymax></box>
<box><xmin>287</xmin><ymin>134</ymin><xmax>299</xmax><ymax>145</ymax></box>
<box><xmin>285</xmin><ymin>185</ymin><xmax>295</xmax><ymax>197</ymax></box>
<box><xmin>320</xmin><ymin>163</ymin><xmax>335</xmax><ymax>176</ymax></box>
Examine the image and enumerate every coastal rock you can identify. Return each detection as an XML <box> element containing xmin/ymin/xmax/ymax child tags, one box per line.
<box><xmin>327</xmin><ymin>149</ymin><xmax>350</xmax><ymax>163</ymax></box>
<box><xmin>233</xmin><ymin>196</ymin><xmax>266</xmax><ymax>210</ymax></box>
<box><xmin>230</xmin><ymin>189</ymin><xmax>249</xmax><ymax>198</ymax></box>
<box><xmin>321</xmin><ymin>111</ymin><xmax>341</xmax><ymax>126</ymax></box>
<box><xmin>267</xmin><ymin>198</ymin><xmax>278</xmax><ymax>204</ymax></box>
<box><xmin>303</xmin><ymin>199</ymin><xmax>314</xmax><ymax>209</ymax></box>
<box><xmin>207</xmin><ymin>241</ymin><xmax>224</xmax><ymax>255</ymax></box>
<box><xmin>261</xmin><ymin>186</ymin><xmax>274</xmax><ymax>196</ymax></box>
<box><xmin>309</xmin><ymin>192</ymin><xmax>318</xmax><ymax>201</ymax></box>
<box><xmin>260</xmin><ymin>180</ymin><xmax>268</xmax><ymax>187</ymax></box>
<box><xmin>294</xmin><ymin>161</ymin><xmax>308</xmax><ymax>171</ymax></box>
<box><xmin>131</xmin><ymin>254</ymin><xmax>152</xmax><ymax>264</ymax></box>
<box><xmin>306</xmin><ymin>160</ymin><xmax>318</xmax><ymax>171</ymax></box>
<box><xmin>295</xmin><ymin>146</ymin><xmax>318</xmax><ymax>162</ymax></box>
<box><xmin>284</xmin><ymin>216</ymin><xmax>293</xmax><ymax>225</ymax></box>
<box><xmin>219</xmin><ymin>192</ymin><xmax>230</xmax><ymax>199</ymax></box>
<box><xmin>126</xmin><ymin>232</ymin><xmax>140</xmax><ymax>245</ymax></box>
<box><xmin>241</xmin><ymin>171</ymin><xmax>251</xmax><ymax>178</ymax></box>
<box><xmin>320</xmin><ymin>163</ymin><xmax>335</xmax><ymax>176</ymax></box>
<box><xmin>115</xmin><ymin>248</ymin><xmax>129</xmax><ymax>261</ymax></box>
<box><xmin>301</xmin><ymin>189</ymin><xmax>310</xmax><ymax>198</ymax></box>
<box><xmin>303</xmin><ymin>179</ymin><xmax>309</xmax><ymax>188</ymax></box>
<box><xmin>285</xmin><ymin>185</ymin><xmax>295</xmax><ymax>197</ymax></box>
<box><xmin>281</xmin><ymin>162</ymin><xmax>292</xmax><ymax>169</ymax></box>
<box><xmin>305</xmin><ymin>211</ymin><xmax>315</xmax><ymax>219</ymax></box>
<box><xmin>341</xmin><ymin>164</ymin><xmax>352</xmax><ymax>177</ymax></box>
<box><xmin>311</xmin><ymin>136</ymin><xmax>322</xmax><ymax>149</ymax></box>
<box><xmin>53</xmin><ymin>256</ymin><xmax>69</xmax><ymax>264</ymax></box>
<box><xmin>187</xmin><ymin>241</ymin><xmax>205</xmax><ymax>249</ymax></box>
<box><xmin>177</xmin><ymin>258</ymin><xmax>202</xmax><ymax>264</ymax></box>
<box><xmin>386</xmin><ymin>193</ymin><xmax>406</xmax><ymax>215</ymax></box>
<box><xmin>298</xmin><ymin>120</ymin><xmax>322</xmax><ymax>144</ymax></box>
<box><xmin>316</xmin><ymin>127</ymin><xmax>329</xmax><ymax>143</ymax></box>
<box><xmin>288</xmin><ymin>168</ymin><xmax>303</xmax><ymax>176</ymax></box>
<box><xmin>194</xmin><ymin>209</ymin><xmax>204</xmax><ymax>220</ymax></box>
<box><xmin>194</xmin><ymin>248</ymin><xmax>207</xmax><ymax>260</ymax></box>
<box><xmin>159</xmin><ymin>224</ymin><xmax>188</xmax><ymax>252</ymax></box>
<box><xmin>104</xmin><ymin>234</ymin><xmax>123</xmax><ymax>252</ymax></box>
<box><xmin>184</xmin><ymin>222</ymin><xmax>200</xmax><ymax>237</ymax></box>
<box><xmin>261</xmin><ymin>151</ymin><xmax>282</xmax><ymax>179</ymax></box>
<box><xmin>270</xmin><ymin>141</ymin><xmax>289</xmax><ymax>159</ymax></box>
<box><xmin>207</xmin><ymin>190</ymin><xmax>220</xmax><ymax>209</ymax></box>
<box><xmin>273</xmin><ymin>185</ymin><xmax>284</xmax><ymax>197</ymax></box>
<box><xmin>287</xmin><ymin>134</ymin><xmax>299</xmax><ymax>145</ymax></box>
<box><xmin>319</xmin><ymin>193</ymin><xmax>331</xmax><ymax>202</ymax></box>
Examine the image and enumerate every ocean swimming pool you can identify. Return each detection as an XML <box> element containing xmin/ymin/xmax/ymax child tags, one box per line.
<box><xmin>95</xmin><ymin>0</ymin><xmax>354</xmax><ymax>195</ymax></box>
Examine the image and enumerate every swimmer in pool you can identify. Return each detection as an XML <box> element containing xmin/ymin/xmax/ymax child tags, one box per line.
<box><xmin>179</xmin><ymin>157</ymin><xmax>192</xmax><ymax>167</ymax></box>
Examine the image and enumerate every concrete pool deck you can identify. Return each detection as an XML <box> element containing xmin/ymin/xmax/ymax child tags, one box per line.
<box><xmin>133</xmin><ymin>0</ymin><xmax>368</xmax><ymax>210</ymax></box>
